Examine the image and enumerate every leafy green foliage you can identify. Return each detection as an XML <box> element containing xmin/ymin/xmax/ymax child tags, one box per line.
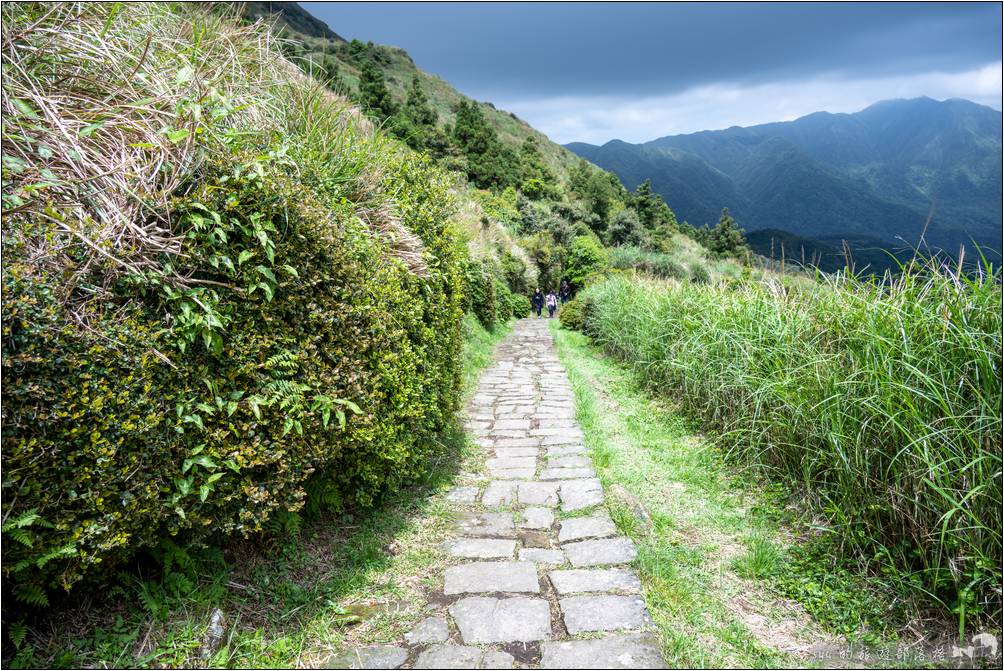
<box><xmin>565</xmin><ymin>235</ymin><xmax>609</xmax><ymax>289</ymax></box>
<box><xmin>452</xmin><ymin>100</ymin><xmax>522</xmax><ymax>190</ymax></box>
<box><xmin>609</xmin><ymin>246</ymin><xmax>688</xmax><ymax>280</ymax></box>
<box><xmin>357</xmin><ymin>59</ymin><xmax>397</xmax><ymax>119</ymax></box>
<box><xmin>1</xmin><ymin>4</ymin><xmax>466</xmax><ymax>603</ymax></box>
<box><xmin>558</xmin><ymin>299</ymin><xmax>586</xmax><ymax>331</ymax></box>
<box><xmin>464</xmin><ymin>258</ymin><xmax>499</xmax><ymax>330</ymax></box>
<box><xmin>607</xmin><ymin>208</ymin><xmax>647</xmax><ymax>247</ymax></box>
<box><xmin>509</xmin><ymin>294</ymin><xmax>531</xmax><ymax>319</ymax></box>
<box><xmin>704</xmin><ymin>208</ymin><xmax>751</xmax><ymax>260</ymax></box>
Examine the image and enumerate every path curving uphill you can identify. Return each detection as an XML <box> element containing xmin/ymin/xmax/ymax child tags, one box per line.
<box><xmin>327</xmin><ymin>318</ymin><xmax>665</xmax><ymax>669</ymax></box>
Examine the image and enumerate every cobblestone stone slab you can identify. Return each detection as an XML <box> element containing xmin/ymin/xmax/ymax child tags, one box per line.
<box><xmin>546</xmin><ymin>445</ymin><xmax>587</xmax><ymax>458</ymax></box>
<box><xmin>546</xmin><ymin>455</ymin><xmax>593</xmax><ymax>469</ymax></box>
<box><xmin>563</xmin><ymin>537</ymin><xmax>637</xmax><ymax>567</ymax></box>
<box><xmin>324</xmin><ymin>645</ymin><xmax>408</xmax><ymax>669</ymax></box>
<box><xmin>455</xmin><ymin>512</ymin><xmax>516</xmax><ymax>538</ymax></box>
<box><xmin>444</xmin><ymin>561</ymin><xmax>540</xmax><ymax>594</ymax></box>
<box><xmin>520</xmin><ymin>506</ymin><xmax>555</xmax><ymax>529</ymax></box>
<box><xmin>449</xmin><ymin>597</ymin><xmax>552</xmax><ymax>643</ymax></box>
<box><xmin>519</xmin><ymin>548</ymin><xmax>565</xmax><ymax>564</ymax></box>
<box><xmin>493</xmin><ymin>447</ymin><xmax>539</xmax><ymax>458</ymax></box>
<box><xmin>490</xmin><ymin>467</ymin><xmax>536</xmax><ymax>480</ymax></box>
<box><xmin>540</xmin><ymin>466</ymin><xmax>597</xmax><ymax>480</ymax></box>
<box><xmin>517</xmin><ymin>481</ymin><xmax>560</xmax><ymax>506</ymax></box>
<box><xmin>445</xmin><ymin>486</ymin><xmax>480</xmax><ymax>504</ymax></box>
<box><xmin>482</xmin><ymin>481</ymin><xmax>517</xmax><ymax>507</ymax></box>
<box><xmin>444</xmin><ymin>538</ymin><xmax>517</xmax><ymax>559</ymax></box>
<box><xmin>539</xmin><ymin>634</ymin><xmax>665</xmax><ymax>669</ymax></box>
<box><xmin>559</xmin><ymin>595</ymin><xmax>653</xmax><ymax>634</ymax></box>
<box><xmin>549</xmin><ymin>568</ymin><xmax>641</xmax><ymax>594</ymax></box>
<box><xmin>557</xmin><ymin>514</ymin><xmax>617</xmax><ymax>542</ymax></box>
<box><xmin>404</xmin><ymin>616</ymin><xmax>449</xmax><ymax>645</ymax></box>
<box><xmin>487</xmin><ymin>456</ymin><xmax>537</xmax><ymax>471</ymax></box>
<box><xmin>559</xmin><ymin>479</ymin><xmax>605</xmax><ymax>511</ymax></box>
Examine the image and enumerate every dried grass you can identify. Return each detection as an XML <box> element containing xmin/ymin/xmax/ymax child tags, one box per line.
<box><xmin>0</xmin><ymin>2</ymin><xmax>367</xmax><ymax>284</ymax></box>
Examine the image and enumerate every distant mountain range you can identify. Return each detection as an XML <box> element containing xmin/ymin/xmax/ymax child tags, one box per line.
<box><xmin>567</xmin><ymin>97</ymin><xmax>1002</xmax><ymax>270</ymax></box>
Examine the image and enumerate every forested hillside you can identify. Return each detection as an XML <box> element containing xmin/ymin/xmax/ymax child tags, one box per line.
<box><xmin>235</xmin><ymin>2</ymin><xmax>749</xmax><ymax>290</ymax></box>
<box><xmin>569</xmin><ymin>97</ymin><xmax>1003</xmax><ymax>271</ymax></box>
<box><xmin>240</xmin><ymin>1</ymin><xmax>586</xmax><ymax>184</ymax></box>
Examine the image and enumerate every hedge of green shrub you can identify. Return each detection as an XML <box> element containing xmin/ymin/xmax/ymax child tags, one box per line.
<box><xmin>558</xmin><ymin>299</ymin><xmax>586</xmax><ymax>331</ymax></box>
<box><xmin>509</xmin><ymin>294</ymin><xmax>532</xmax><ymax>318</ymax></box>
<box><xmin>1</xmin><ymin>3</ymin><xmax>465</xmax><ymax>603</ymax></box>
<box><xmin>465</xmin><ymin>258</ymin><xmax>499</xmax><ymax>330</ymax></box>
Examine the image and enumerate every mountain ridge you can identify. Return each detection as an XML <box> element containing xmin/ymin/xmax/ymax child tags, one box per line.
<box><xmin>567</xmin><ymin>97</ymin><xmax>1003</xmax><ymax>262</ymax></box>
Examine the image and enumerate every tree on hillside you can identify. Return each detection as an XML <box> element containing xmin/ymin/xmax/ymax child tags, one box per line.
<box><xmin>357</xmin><ymin>59</ymin><xmax>396</xmax><ymax>119</ymax></box>
<box><xmin>606</xmin><ymin>208</ymin><xmax>647</xmax><ymax>247</ymax></box>
<box><xmin>565</xmin><ymin>235</ymin><xmax>609</xmax><ymax>288</ymax></box>
<box><xmin>524</xmin><ymin>230</ymin><xmax>564</xmax><ymax>290</ymax></box>
<box><xmin>569</xmin><ymin>159</ymin><xmax>623</xmax><ymax>223</ymax></box>
<box><xmin>404</xmin><ymin>76</ymin><xmax>437</xmax><ymax>127</ymax></box>
<box><xmin>630</xmin><ymin>179</ymin><xmax>678</xmax><ymax>250</ymax></box>
<box><xmin>706</xmin><ymin>208</ymin><xmax>751</xmax><ymax>260</ymax></box>
<box><xmin>393</xmin><ymin>76</ymin><xmax>442</xmax><ymax>151</ymax></box>
<box><xmin>518</xmin><ymin>137</ymin><xmax>558</xmax><ymax>200</ymax></box>
<box><xmin>452</xmin><ymin>100</ymin><xmax>521</xmax><ymax>189</ymax></box>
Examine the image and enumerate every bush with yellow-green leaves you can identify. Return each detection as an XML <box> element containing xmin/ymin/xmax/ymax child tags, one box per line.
<box><xmin>1</xmin><ymin>2</ymin><xmax>465</xmax><ymax>605</ymax></box>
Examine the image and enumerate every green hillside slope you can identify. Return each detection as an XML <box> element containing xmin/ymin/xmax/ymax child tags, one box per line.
<box><xmin>238</xmin><ymin>2</ymin><xmax>585</xmax><ymax>184</ymax></box>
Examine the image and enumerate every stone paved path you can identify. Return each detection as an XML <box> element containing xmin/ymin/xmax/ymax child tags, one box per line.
<box><xmin>326</xmin><ymin>319</ymin><xmax>665</xmax><ymax>669</ymax></box>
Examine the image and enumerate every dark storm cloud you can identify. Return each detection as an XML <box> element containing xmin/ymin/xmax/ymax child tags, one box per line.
<box><xmin>301</xmin><ymin>2</ymin><xmax>1002</xmax><ymax>142</ymax></box>
<box><xmin>306</xmin><ymin>2</ymin><xmax>1000</xmax><ymax>98</ymax></box>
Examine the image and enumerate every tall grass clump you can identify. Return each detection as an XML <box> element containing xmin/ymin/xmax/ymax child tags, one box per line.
<box><xmin>609</xmin><ymin>245</ymin><xmax>689</xmax><ymax>280</ymax></box>
<box><xmin>2</xmin><ymin>2</ymin><xmax>466</xmax><ymax>606</ymax></box>
<box><xmin>580</xmin><ymin>260</ymin><xmax>1002</xmax><ymax>628</ymax></box>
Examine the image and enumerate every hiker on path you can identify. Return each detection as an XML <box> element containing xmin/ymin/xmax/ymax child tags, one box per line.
<box><xmin>559</xmin><ymin>280</ymin><xmax>571</xmax><ymax>304</ymax></box>
<box><xmin>546</xmin><ymin>290</ymin><xmax>558</xmax><ymax>318</ymax></box>
<box><xmin>531</xmin><ymin>288</ymin><xmax>544</xmax><ymax>317</ymax></box>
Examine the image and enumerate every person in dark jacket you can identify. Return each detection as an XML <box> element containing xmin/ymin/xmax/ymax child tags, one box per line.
<box><xmin>531</xmin><ymin>288</ymin><xmax>544</xmax><ymax>317</ymax></box>
<box><xmin>559</xmin><ymin>280</ymin><xmax>572</xmax><ymax>304</ymax></box>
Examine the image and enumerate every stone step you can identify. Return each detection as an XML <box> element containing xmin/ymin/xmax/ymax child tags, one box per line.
<box><xmin>444</xmin><ymin>561</ymin><xmax>540</xmax><ymax>594</ymax></box>
<box><xmin>560</xmin><ymin>594</ymin><xmax>653</xmax><ymax>634</ymax></box>
<box><xmin>449</xmin><ymin>596</ymin><xmax>552</xmax><ymax>644</ymax></box>
<box><xmin>562</xmin><ymin>537</ymin><xmax>638</xmax><ymax>567</ymax></box>
<box><xmin>539</xmin><ymin>634</ymin><xmax>665</xmax><ymax>669</ymax></box>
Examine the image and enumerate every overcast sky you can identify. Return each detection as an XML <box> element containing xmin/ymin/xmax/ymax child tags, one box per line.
<box><xmin>305</xmin><ymin>2</ymin><xmax>1003</xmax><ymax>144</ymax></box>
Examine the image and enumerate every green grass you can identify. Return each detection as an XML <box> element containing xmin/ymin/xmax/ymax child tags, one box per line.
<box><xmin>576</xmin><ymin>259</ymin><xmax>1002</xmax><ymax>633</ymax></box>
<box><xmin>551</xmin><ymin>321</ymin><xmax>938</xmax><ymax>666</ymax></box>
<box><xmin>551</xmin><ymin>322</ymin><xmax>814</xmax><ymax>667</ymax></box>
<box><xmin>5</xmin><ymin>317</ymin><xmax>511</xmax><ymax>669</ymax></box>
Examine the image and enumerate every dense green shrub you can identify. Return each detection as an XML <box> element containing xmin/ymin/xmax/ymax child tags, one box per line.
<box><xmin>509</xmin><ymin>294</ymin><xmax>531</xmax><ymax>318</ymax></box>
<box><xmin>558</xmin><ymin>299</ymin><xmax>586</xmax><ymax>331</ymax></box>
<box><xmin>1</xmin><ymin>3</ymin><xmax>465</xmax><ymax>602</ymax></box>
<box><xmin>465</xmin><ymin>258</ymin><xmax>499</xmax><ymax>330</ymax></box>
<box><xmin>580</xmin><ymin>268</ymin><xmax>1002</xmax><ymax>624</ymax></box>
<box><xmin>689</xmin><ymin>261</ymin><xmax>711</xmax><ymax>284</ymax></box>
<box><xmin>565</xmin><ymin>235</ymin><xmax>609</xmax><ymax>288</ymax></box>
<box><xmin>609</xmin><ymin>246</ymin><xmax>688</xmax><ymax>280</ymax></box>
<box><xmin>494</xmin><ymin>277</ymin><xmax>514</xmax><ymax>322</ymax></box>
